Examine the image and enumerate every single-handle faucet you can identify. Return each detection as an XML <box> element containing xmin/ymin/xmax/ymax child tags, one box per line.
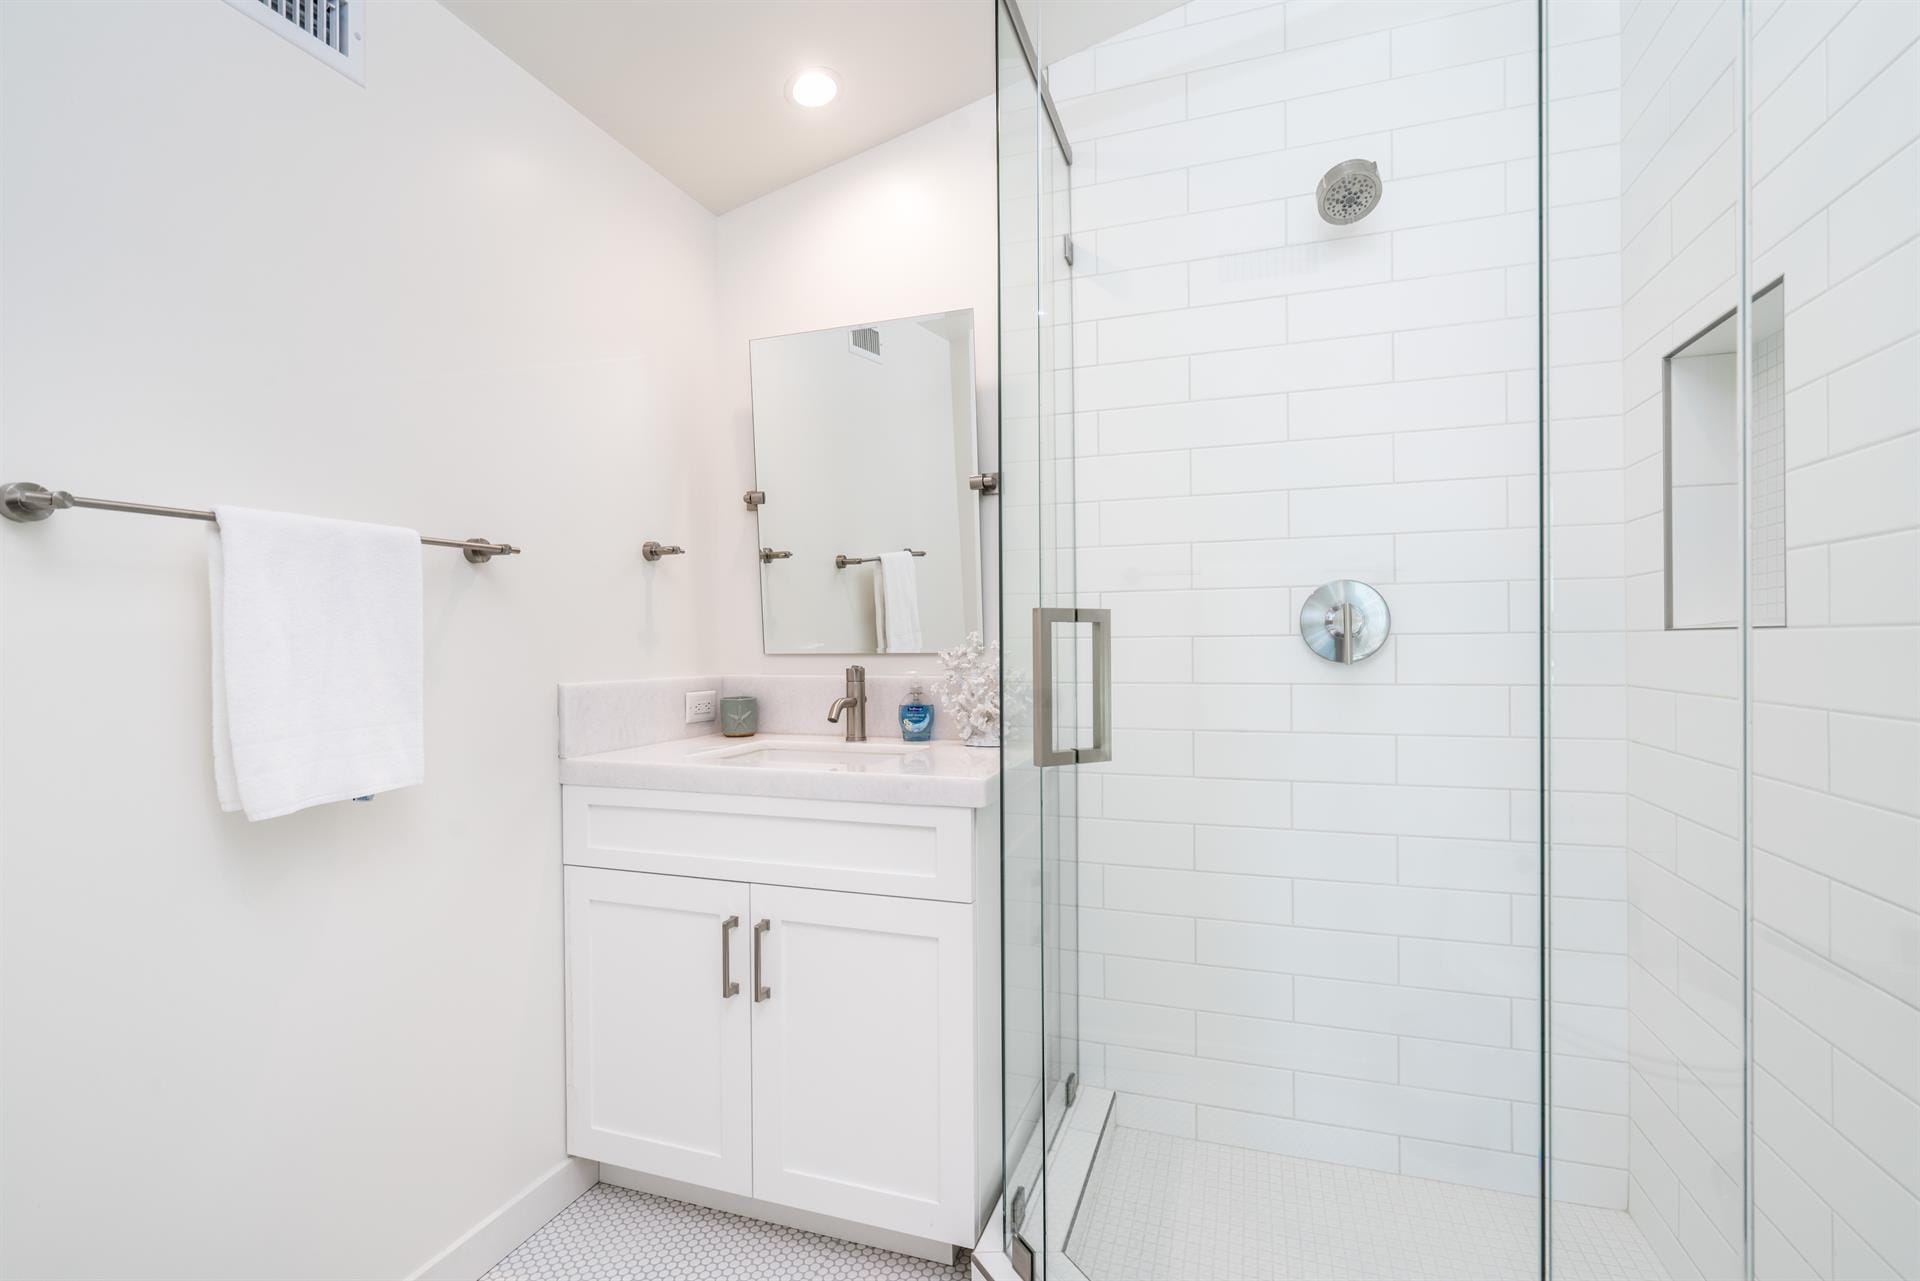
<box><xmin>827</xmin><ymin>665</ymin><xmax>867</xmax><ymax>742</ymax></box>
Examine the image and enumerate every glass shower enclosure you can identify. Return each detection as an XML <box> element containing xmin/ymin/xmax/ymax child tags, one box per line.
<box><xmin>995</xmin><ymin>1</ymin><xmax>1919</xmax><ymax>1279</ymax></box>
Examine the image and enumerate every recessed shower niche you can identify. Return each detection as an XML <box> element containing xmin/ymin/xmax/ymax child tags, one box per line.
<box><xmin>1664</xmin><ymin>280</ymin><xmax>1787</xmax><ymax>629</ymax></box>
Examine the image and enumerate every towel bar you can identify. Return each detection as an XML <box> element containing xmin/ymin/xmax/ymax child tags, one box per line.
<box><xmin>835</xmin><ymin>548</ymin><xmax>926</xmax><ymax>569</ymax></box>
<box><xmin>0</xmin><ymin>482</ymin><xmax>521</xmax><ymax>563</ymax></box>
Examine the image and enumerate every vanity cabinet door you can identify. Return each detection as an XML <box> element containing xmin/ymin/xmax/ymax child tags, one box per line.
<box><xmin>565</xmin><ymin>866</ymin><xmax>752</xmax><ymax>1194</ymax></box>
<box><xmin>748</xmin><ymin>884</ymin><xmax>974</xmax><ymax>1244</ymax></box>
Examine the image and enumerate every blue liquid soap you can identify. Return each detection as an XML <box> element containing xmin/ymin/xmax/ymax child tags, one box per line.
<box><xmin>900</xmin><ymin>683</ymin><xmax>935</xmax><ymax>742</ymax></box>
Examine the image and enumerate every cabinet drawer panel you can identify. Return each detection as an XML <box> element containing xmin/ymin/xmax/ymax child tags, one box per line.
<box><xmin>563</xmin><ymin>787</ymin><xmax>973</xmax><ymax>902</ymax></box>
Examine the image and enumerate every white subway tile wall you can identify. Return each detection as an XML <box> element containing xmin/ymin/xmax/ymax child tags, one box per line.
<box><xmin>1048</xmin><ymin>0</ymin><xmax>1636</xmax><ymax>1210</ymax></box>
<box><xmin>1620</xmin><ymin>1</ymin><xmax>1919</xmax><ymax>1278</ymax></box>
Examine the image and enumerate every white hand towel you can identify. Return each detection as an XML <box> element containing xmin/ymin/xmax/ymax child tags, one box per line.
<box><xmin>209</xmin><ymin>506</ymin><xmax>424</xmax><ymax>821</ymax></box>
<box><xmin>874</xmin><ymin>551</ymin><xmax>924</xmax><ymax>654</ymax></box>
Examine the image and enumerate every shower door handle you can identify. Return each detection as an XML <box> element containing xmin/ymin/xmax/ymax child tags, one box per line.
<box><xmin>1083</xmin><ymin>608</ymin><xmax>1112</xmax><ymax>764</ymax></box>
<box><xmin>1032</xmin><ymin>608</ymin><xmax>1074</xmax><ymax>767</ymax></box>
<box><xmin>1032</xmin><ymin>606</ymin><xmax>1112</xmax><ymax>766</ymax></box>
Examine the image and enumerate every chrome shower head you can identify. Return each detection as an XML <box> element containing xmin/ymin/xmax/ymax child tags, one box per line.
<box><xmin>1316</xmin><ymin>158</ymin><xmax>1382</xmax><ymax>225</ymax></box>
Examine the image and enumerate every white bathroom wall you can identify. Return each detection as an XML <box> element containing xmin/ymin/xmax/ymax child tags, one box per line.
<box><xmin>1048</xmin><ymin>0</ymin><xmax>1633</xmax><ymax>1204</ymax></box>
<box><xmin>710</xmin><ymin>98</ymin><xmax>1001</xmax><ymax>676</ymax></box>
<box><xmin>1617</xmin><ymin>1</ymin><xmax>1920</xmax><ymax>1277</ymax></box>
<box><xmin>0</xmin><ymin>2</ymin><xmax>720</xmax><ymax>1276</ymax></box>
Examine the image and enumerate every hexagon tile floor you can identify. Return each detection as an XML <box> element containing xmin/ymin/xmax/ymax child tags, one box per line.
<box><xmin>482</xmin><ymin>1184</ymin><xmax>969</xmax><ymax>1281</ymax></box>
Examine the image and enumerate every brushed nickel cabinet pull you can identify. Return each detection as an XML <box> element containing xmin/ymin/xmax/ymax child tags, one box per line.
<box><xmin>720</xmin><ymin>915</ymin><xmax>740</xmax><ymax>998</ymax></box>
<box><xmin>752</xmin><ymin>919</ymin><xmax>772</xmax><ymax>1002</ymax></box>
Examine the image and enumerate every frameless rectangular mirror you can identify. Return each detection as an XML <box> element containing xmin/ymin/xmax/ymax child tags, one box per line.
<box><xmin>749</xmin><ymin>309</ymin><xmax>984</xmax><ymax>655</ymax></box>
<box><xmin>1665</xmin><ymin>280</ymin><xmax>1786</xmax><ymax>629</ymax></box>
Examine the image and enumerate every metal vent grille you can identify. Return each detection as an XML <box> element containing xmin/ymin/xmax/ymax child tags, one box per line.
<box><xmin>849</xmin><ymin>327</ymin><xmax>882</xmax><ymax>359</ymax></box>
<box><xmin>268</xmin><ymin>0</ymin><xmax>349</xmax><ymax>55</ymax></box>
<box><xmin>225</xmin><ymin>0</ymin><xmax>363</xmax><ymax>83</ymax></box>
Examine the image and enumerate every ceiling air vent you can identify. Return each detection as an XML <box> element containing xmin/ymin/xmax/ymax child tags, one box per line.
<box><xmin>225</xmin><ymin>0</ymin><xmax>364</xmax><ymax>84</ymax></box>
<box><xmin>849</xmin><ymin>327</ymin><xmax>883</xmax><ymax>362</ymax></box>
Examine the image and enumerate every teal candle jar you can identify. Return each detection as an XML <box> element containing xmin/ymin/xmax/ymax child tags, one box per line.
<box><xmin>720</xmin><ymin>695</ymin><xmax>758</xmax><ymax>737</ymax></box>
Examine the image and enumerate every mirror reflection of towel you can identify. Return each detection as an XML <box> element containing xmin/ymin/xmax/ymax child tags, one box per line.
<box><xmin>874</xmin><ymin>551</ymin><xmax>923</xmax><ymax>653</ymax></box>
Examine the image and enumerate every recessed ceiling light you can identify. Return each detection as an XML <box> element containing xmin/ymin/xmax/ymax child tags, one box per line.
<box><xmin>786</xmin><ymin>67</ymin><xmax>839</xmax><ymax>109</ymax></box>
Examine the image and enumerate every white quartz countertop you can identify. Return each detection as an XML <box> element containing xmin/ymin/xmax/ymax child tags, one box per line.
<box><xmin>559</xmin><ymin>734</ymin><xmax>1001</xmax><ymax>809</ymax></box>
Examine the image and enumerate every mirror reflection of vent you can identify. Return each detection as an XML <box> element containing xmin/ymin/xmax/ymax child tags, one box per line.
<box><xmin>224</xmin><ymin>0</ymin><xmax>364</xmax><ymax>84</ymax></box>
<box><xmin>849</xmin><ymin>327</ymin><xmax>883</xmax><ymax>362</ymax></box>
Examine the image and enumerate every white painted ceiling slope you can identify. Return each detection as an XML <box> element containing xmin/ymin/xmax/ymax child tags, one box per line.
<box><xmin>441</xmin><ymin>0</ymin><xmax>1183</xmax><ymax>214</ymax></box>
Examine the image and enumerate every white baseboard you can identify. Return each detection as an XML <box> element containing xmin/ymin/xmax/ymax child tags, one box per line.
<box><xmin>598</xmin><ymin>1164</ymin><xmax>959</xmax><ymax>1265</ymax></box>
<box><xmin>409</xmin><ymin>1156</ymin><xmax>600</xmax><ymax>1281</ymax></box>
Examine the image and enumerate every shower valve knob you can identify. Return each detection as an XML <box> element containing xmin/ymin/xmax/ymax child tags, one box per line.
<box><xmin>1301</xmin><ymin>580</ymin><xmax>1390</xmax><ymax>665</ymax></box>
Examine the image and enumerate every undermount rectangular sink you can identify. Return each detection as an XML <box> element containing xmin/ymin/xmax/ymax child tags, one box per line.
<box><xmin>686</xmin><ymin>739</ymin><xmax>934</xmax><ymax>773</ymax></box>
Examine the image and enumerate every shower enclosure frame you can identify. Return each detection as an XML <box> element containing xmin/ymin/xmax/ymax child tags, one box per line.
<box><xmin>990</xmin><ymin>2</ymin><xmax>1857</xmax><ymax>1278</ymax></box>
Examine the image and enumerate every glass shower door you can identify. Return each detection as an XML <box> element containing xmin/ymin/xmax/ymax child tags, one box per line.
<box><xmin>1017</xmin><ymin>1</ymin><xmax>1552</xmax><ymax>1278</ymax></box>
<box><xmin>998</xmin><ymin>0</ymin><xmax>1079</xmax><ymax>1273</ymax></box>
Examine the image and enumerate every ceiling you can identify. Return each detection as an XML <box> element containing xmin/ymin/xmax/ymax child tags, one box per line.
<box><xmin>441</xmin><ymin>0</ymin><xmax>1183</xmax><ymax>214</ymax></box>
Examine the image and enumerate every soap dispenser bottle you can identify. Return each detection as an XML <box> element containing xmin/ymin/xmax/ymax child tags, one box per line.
<box><xmin>899</xmin><ymin>678</ymin><xmax>934</xmax><ymax>743</ymax></box>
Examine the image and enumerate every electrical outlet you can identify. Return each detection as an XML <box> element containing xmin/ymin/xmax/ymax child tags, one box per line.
<box><xmin>685</xmin><ymin>690</ymin><xmax>718</xmax><ymax>724</ymax></box>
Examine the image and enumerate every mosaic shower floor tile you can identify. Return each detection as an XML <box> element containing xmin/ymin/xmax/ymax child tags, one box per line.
<box><xmin>1066</xmin><ymin>1126</ymin><xmax>1669</xmax><ymax>1281</ymax></box>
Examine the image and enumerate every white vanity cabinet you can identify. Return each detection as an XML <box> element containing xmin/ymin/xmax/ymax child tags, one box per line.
<box><xmin>560</xmin><ymin>779</ymin><xmax>998</xmax><ymax>1258</ymax></box>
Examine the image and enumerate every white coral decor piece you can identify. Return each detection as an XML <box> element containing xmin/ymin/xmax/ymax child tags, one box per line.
<box><xmin>936</xmin><ymin>631</ymin><xmax>1001</xmax><ymax>747</ymax></box>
